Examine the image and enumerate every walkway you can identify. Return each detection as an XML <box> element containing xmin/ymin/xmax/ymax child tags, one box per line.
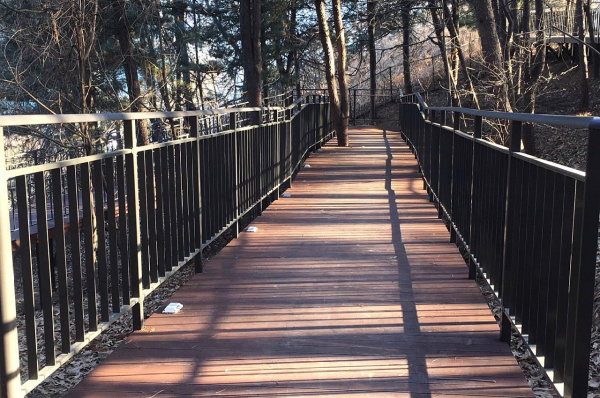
<box><xmin>66</xmin><ymin>127</ymin><xmax>534</xmax><ymax>397</ymax></box>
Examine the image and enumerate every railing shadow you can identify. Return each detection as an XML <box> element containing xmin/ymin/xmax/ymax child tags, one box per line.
<box><xmin>384</xmin><ymin>129</ymin><xmax>432</xmax><ymax>398</ymax></box>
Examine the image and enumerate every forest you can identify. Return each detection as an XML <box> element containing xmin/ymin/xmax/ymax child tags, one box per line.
<box><xmin>2</xmin><ymin>0</ymin><xmax>598</xmax><ymax>165</ymax></box>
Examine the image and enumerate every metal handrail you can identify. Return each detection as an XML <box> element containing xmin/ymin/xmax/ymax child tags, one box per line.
<box><xmin>402</xmin><ymin>92</ymin><xmax>598</xmax><ymax>129</ymax></box>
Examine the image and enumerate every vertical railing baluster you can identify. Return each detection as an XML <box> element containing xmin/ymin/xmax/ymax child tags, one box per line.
<box><xmin>230</xmin><ymin>112</ymin><xmax>239</xmax><ymax>238</ymax></box>
<box><xmin>34</xmin><ymin>171</ymin><xmax>56</xmax><ymax>361</ymax></box>
<box><xmin>144</xmin><ymin>150</ymin><xmax>158</xmax><ymax>283</ymax></box>
<box><xmin>153</xmin><ymin>149</ymin><xmax>166</xmax><ymax>278</ymax></box>
<box><xmin>116</xmin><ymin>156</ymin><xmax>130</xmax><ymax>302</ymax></box>
<box><xmin>16</xmin><ymin>175</ymin><xmax>38</xmax><ymax>379</ymax></box>
<box><xmin>67</xmin><ymin>166</ymin><xmax>85</xmax><ymax>340</ymax></box>
<box><xmin>124</xmin><ymin>120</ymin><xmax>144</xmax><ymax>330</ymax></box>
<box><xmin>500</xmin><ymin>120</ymin><xmax>522</xmax><ymax>342</ymax></box>
<box><xmin>105</xmin><ymin>159</ymin><xmax>121</xmax><ymax>314</ymax></box>
<box><xmin>468</xmin><ymin>115</ymin><xmax>483</xmax><ymax>266</ymax></box>
<box><xmin>92</xmin><ymin>160</ymin><xmax>109</xmax><ymax>322</ymax></box>
<box><xmin>51</xmin><ymin>168</ymin><xmax>71</xmax><ymax>350</ymax></box>
<box><xmin>137</xmin><ymin>153</ymin><xmax>150</xmax><ymax>288</ymax></box>
<box><xmin>189</xmin><ymin>115</ymin><xmax>204</xmax><ymax>273</ymax></box>
<box><xmin>81</xmin><ymin>163</ymin><xmax>97</xmax><ymax>331</ymax></box>
<box><xmin>449</xmin><ymin>111</ymin><xmax>461</xmax><ymax>243</ymax></box>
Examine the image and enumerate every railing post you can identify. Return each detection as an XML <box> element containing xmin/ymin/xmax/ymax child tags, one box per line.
<box><xmin>421</xmin><ymin>109</ymin><xmax>429</xmax><ymax>189</ymax></box>
<box><xmin>0</xmin><ymin>127</ymin><xmax>22</xmax><ymax>398</ymax></box>
<box><xmin>563</xmin><ymin>119</ymin><xmax>600</xmax><ymax>398</ymax></box>
<box><xmin>189</xmin><ymin>115</ymin><xmax>204</xmax><ymax>272</ymax></box>
<box><xmin>124</xmin><ymin>120</ymin><xmax>144</xmax><ymax>330</ymax></box>
<box><xmin>353</xmin><ymin>89</ymin><xmax>357</xmax><ymax>126</ymax></box>
<box><xmin>437</xmin><ymin>110</ymin><xmax>445</xmax><ymax>219</ymax></box>
<box><xmin>256</xmin><ymin>109</ymin><xmax>263</xmax><ymax>216</ymax></box>
<box><xmin>429</xmin><ymin>109</ymin><xmax>436</xmax><ymax>203</ymax></box>
<box><xmin>389</xmin><ymin>67</ymin><xmax>393</xmax><ymax>100</ymax></box>
<box><xmin>453</xmin><ymin>110</ymin><xmax>460</xmax><ymax>131</ymax></box>
<box><xmin>468</xmin><ymin>115</ymin><xmax>482</xmax><ymax>280</ymax></box>
<box><xmin>273</xmin><ymin>109</ymin><xmax>280</xmax><ymax>200</ymax></box>
<box><xmin>499</xmin><ymin>120</ymin><xmax>522</xmax><ymax>343</ymax></box>
<box><xmin>449</xmin><ymin>111</ymin><xmax>461</xmax><ymax>244</ymax></box>
<box><xmin>287</xmin><ymin>104</ymin><xmax>293</xmax><ymax>188</ymax></box>
<box><xmin>230</xmin><ymin>112</ymin><xmax>239</xmax><ymax>238</ymax></box>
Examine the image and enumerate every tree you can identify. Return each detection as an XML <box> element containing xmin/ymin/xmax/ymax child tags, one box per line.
<box><xmin>576</xmin><ymin>0</ymin><xmax>590</xmax><ymax>111</ymax></box>
<box><xmin>111</xmin><ymin>0</ymin><xmax>150</xmax><ymax>144</ymax></box>
<box><xmin>314</xmin><ymin>0</ymin><xmax>348</xmax><ymax>146</ymax></box>
<box><xmin>332</xmin><ymin>0</ymin><xmax>350</xmax><ymax>141</ymax></box>
<box><xmin>240</xmin><ymin>0</ymin><xmax>263</xmax><ymax>108</ymax></box>
<box><xmin>368</xmin><ymin>0</ymin><xmax>378</xmax><ymax>118</ymax></box>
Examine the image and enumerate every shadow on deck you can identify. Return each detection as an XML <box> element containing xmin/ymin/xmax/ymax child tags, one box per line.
<box><xmin>65</xmin><ymin>127</ymin><xmax>534</xmax><ymax>398</ymax></box>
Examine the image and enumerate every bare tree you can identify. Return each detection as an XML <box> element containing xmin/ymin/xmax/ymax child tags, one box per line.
<box><xmin>368</xmin><ymin>0</ymin><xmax>378</xmax><ymax>118</ymax></box>
<box><xmin>314</xmin><ymin>0</ymin><xmax>348</xmax><ymax>146</ymax></box>
<box><xmin>472</xmin><ymin>0</ymin><xmax>512</xmax><ymax>112</ymax></box>
<box><xmin>332</xmin><ymin>0</ymin><xmax>349</xmax><ymax>142</ymax></box>
<box><xmin>401</xmin><ymin>1</ymin><xmax>413</xmax><ymax>95</ymax></box>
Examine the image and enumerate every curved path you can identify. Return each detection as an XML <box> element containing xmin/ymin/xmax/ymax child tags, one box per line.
<box><xmin>66</xmin><ymin>127</ymin><xmax>534</xmax><ymax>398</ymax></box>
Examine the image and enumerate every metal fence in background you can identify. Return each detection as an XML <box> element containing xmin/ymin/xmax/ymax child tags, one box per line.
<box><xmin>348</xmin><ymin>66</ymin><xmax>397</xmax><ymax>125</ymax></box>
<box><xmin>0</xmin><ymin>94</ymin><xmax>334</xmax><ymax>398</ymax></box>
<box><xmin>349</xmin><ymin>89</ymin><xmax>397</xmax><ymax>125</ymax></box>
<box><xmin>399</xmin><ymin>93</ymin><xmax>600</xmax><ymax>398</ymax></box>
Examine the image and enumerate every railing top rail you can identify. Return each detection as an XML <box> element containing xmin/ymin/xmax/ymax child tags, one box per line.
<box><xmin>0</xmin><ymin>105</ymin><xmax>292</xmax><ymax>128</ymax></box>
<box><xmin>404</xmin><ymin>92</ymin><xmax>600</xmax><ymax>129</ymax></box>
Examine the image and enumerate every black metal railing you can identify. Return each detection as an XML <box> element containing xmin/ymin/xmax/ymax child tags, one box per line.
<box><xmin>349</xmin><ymin>89</ymin><xmax>397</xmax><ymax>125</ymax></box>
<box><xmin>348</xmin><ymin>67</ymin><xmax>396</xmax><ymax>125</ymax></box>
<box><xmin>0</xmin><ymin>94</ymin><xmax>333</xmax><ymax>398</ymax></box>
<box><xmin>399</xmin><ymin>93</ymin><xmax>600</xmax><ymax>398</ymax></box>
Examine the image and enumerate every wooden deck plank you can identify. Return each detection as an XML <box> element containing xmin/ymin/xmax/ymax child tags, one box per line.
<box><xmin>65</xmin><ymin>127</ymin><xmax>534</xmax><ymax>398</ymax></box>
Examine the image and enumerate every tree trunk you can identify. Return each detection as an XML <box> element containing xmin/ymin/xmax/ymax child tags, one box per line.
<box><xmin>173</xmin><ymin>1</ymin><xmax>193</xmax><ymax>110</ymax></box>
<box><xmin>444</xmin><ymin>0</ymin><xmax>459</xmax><ymax>90</ymax></box>
<box><xmin>332</xmin><ymin>0</ymin><xmax>349</xmax><ymax>145</ymax></box>
<box><xmin>473</xmin><ymin>0</ymin><xmax>512</xmax><ymax>111</ymax></box>
<box><xmin>156</xmin><ymin>3</ymin><xmax>173</xmax><ymax>113</ymax></box>
<box><xmin>584</xmin><ymin>0</ymin><xmax>599</xmax><ymax>78</ymax></box>
<box><xmin>429</xmin><ymin>0</ymin><xmax>453</xmax><ymax>105</ymax></box>
<box><xmin>112</xmin><ymin>0</ymin><xmax>150</xmax><ymax>145</ymax></box>
<box><xmin>472</xmin><ymin>0</ymin><xmax>503</xmax><ymax>70</ymax></box>
<box><xmin>368</xmin><ymin>0</ymin><xmax>378</xmax><ymax>120</ymax></box>
<box><xmin>287</xmin><ymin>0</ymin><xmax>299</xmax><ymax>90</ymax></box>
<box><xmin>240</xmin><ymin>0</ymin><xmax>263</xmax><ymax>109</ymax></box>
<box><xmin>576</xmin><ymin>0</ymin><xmax>590</xmax><ymax>110</ymax></box>
<box><xmin>314</xmin><ymin>0</ymin><xmax>344</xmax><ymax>145</ymax></box>
<box><xmin>442</xmin><ymin>0</ymin><xmax>480</xmax><ymax>108</ymax></box>
<box><xmin>401</xmin><ymin>1</ymin><xmax>413</xmax><ymax>95</ymax></box>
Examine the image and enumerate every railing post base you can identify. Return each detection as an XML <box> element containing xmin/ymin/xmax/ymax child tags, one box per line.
<box><xmin>195</xmin><ymin>252</ymin><xmax>204</xmax><ymax>274</ymax></box>
<box><xmin>132</xmin><ymin>301</ymin><xmax>144</xmax><ymax>331</ymax></box>
<box><xmin>468</xmin><ymin>257</ymin><xmax>477</xmax><ymax>280</ymax></box>
<box><xmin>500</xmin><ymin>310</ymin><xmax>512</xmax><ymax>343</ymax></box>
<box><xmin>232</xmin><ymin>220</ymin><xmax>239</xmax><ymax>238</ymax></box>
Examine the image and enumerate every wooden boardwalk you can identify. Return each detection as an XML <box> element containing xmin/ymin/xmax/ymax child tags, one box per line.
<box><xmin>66</xmin><ymin>127</ymin><xmax>534</xmax><ymax>398</ymax></box>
